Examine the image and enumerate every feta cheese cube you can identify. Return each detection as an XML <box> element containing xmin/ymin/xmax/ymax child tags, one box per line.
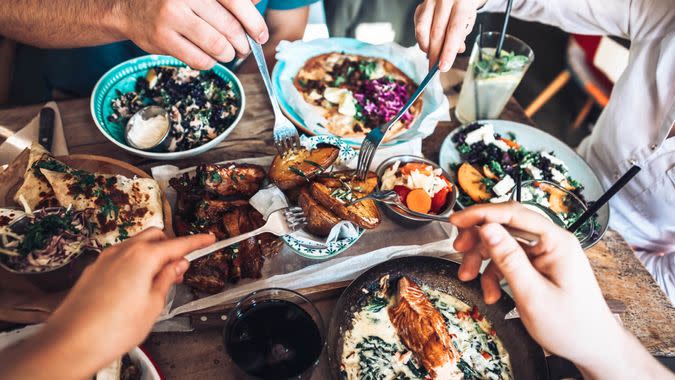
<box><xmin>492</xmin><ymin>139</ymin><xmax>510</xmax><ymax>151</ymax></box>
<box><xmin>464</xmin><ymin>124</ymin><xmax>494</xmax><ymax>145</ymax></box>
<box><xmin>524</xmin><ymin>164</ymin><xmax>543</xmax><ymax>179</ymax></box>
<box><xmin>550</xmin><ymin>168</ymin><xmax>567</xmax><ymax>183</ymax></box>
<box><xmin>541</xmin><ymin>151</ymin><xmax>567</xmax><ymax>168</ymax></box>
<box><xmin>492</xmin><ymin>175</ymin><xmax>515</xmax><ymax>196</ymax></box>
<box><xmin>520</xmin><ymin>187</ymin><xmax>534</xmax><ymax>202</ymax></box>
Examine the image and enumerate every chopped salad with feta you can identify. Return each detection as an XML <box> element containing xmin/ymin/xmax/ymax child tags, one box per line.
<box><xmin>381</xmin><ymin>161</ymin><xmax>453</xmax><ymax>215</ymax></box>
<box><xmin>451</xmin><ymin>122</ymin><xmax>600</xmax><ymax>241</ymax></box>
<box><xmin>451</xmin><ymin>122</ymin><xmax>586</xmax><ymax>205</ymax></box>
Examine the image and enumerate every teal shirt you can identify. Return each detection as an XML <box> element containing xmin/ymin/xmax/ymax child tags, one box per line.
<box><xmin>10</xmin><ymin>0</ymin><xmax>317</xmax><ymax>105</ymax></box>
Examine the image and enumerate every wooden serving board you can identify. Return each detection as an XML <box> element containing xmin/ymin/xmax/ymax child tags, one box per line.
<box><xmin>0</xmin><ymin>151</ymin><xmax>173</xmax><ymax>236</ymax></box>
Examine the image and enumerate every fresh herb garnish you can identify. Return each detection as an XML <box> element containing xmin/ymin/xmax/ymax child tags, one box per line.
<box><xmin>17</xmin><ymin>211</ymin><xmax>77</xmax><ymax>255</ymax></box>
<box><xmin>210</xmin><ymin>171</ymin><xmax>222</xmax><ymax>184</ymax></box>
<box><xmin>303</xmin><ymin>160</ymin><xmax>324</xmax><ymax>170</ymax></box>
<box><xmin>333</xmin><ymin>75</ymin><xmax>346</xmax><ymax>86</ymax></box>
<box><xmin>289</xmin><ymin>166</ymin><xmax>308</xmax><ymax>179</ymax></box>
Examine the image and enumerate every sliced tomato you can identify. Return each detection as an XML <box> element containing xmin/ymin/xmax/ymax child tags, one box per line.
<box><xmin>481</xmin><ymin>351</ymin><xmax>492</xmax><ymax>359</ymax></box>
<box><xmin>393</xmin><ymin>185</ymin><xmax>411</xmax><ymax>203</ymax></box>
<box><xmin>431</xmin><ymin>187</ymin><xmax>450</xmax><ymax>214</ymax></box>
<box><xmin>470</xmin><ymin>305</ymin><xmax>483</xmax><ymax>321</ymax></box>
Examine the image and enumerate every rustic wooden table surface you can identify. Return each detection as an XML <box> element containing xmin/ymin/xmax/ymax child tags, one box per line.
<box><xmin>1</xmin><ymin>70</ymin><xmax>673</xmax><ymax>379</ymax></box>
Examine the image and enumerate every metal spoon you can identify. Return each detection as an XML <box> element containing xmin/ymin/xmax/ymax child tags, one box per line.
<box><xmin>124</xmin><ymin>105</ymin><xmax>172</xmax><ymax>151</ymax></box>
<box><xmin>348</xmin><ymin>190</ymin><xmax>540</xmax><ymax>247</ymax></box>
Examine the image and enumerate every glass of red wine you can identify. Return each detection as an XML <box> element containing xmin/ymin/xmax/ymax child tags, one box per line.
<box><xmin>224</xmin><ymin>288</ymin><xmax>325</xmax><ymax>379</ymax></box>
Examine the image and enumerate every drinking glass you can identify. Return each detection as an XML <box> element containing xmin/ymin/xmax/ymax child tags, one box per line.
<box><xmin>455</xmin><ymin>32</ymin><xmax>534</xmax><ymax>123</ymax></box>
<box><xmin>224</xmin><ymin>288</ymin><xmax>325</xmax><ymax>380</ymax></box>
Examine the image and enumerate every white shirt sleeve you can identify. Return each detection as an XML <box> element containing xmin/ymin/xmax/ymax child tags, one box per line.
<box><xmin>481</xmin><ymin>0</ymin><xmax>674</xmax><ymax>41</ymax></box>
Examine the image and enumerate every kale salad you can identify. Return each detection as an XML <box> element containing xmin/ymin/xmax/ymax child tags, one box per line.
<box><xmin>108</xmin><ymin>66</ymin><xmax>241</xmax><ymax>152</ymax></box>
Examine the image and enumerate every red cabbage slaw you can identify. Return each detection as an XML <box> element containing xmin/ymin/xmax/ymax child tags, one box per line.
<box><xmin>353</xmin><ymin>78</ymin><xmax>414</xmax><ymax>127</ymax></box>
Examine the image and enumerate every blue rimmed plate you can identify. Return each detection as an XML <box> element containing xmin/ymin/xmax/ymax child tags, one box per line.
<box><xmin>91</xmin><ymin>55</ymin><xmax>245</xmax><ymax>160</ymax></box>
<box><xmin>272</xmin><ymin>38</ymin><xmax>447</xmax><ymax>149</ymax></box>
<box><xmin>281</xmin><ymin>135</ymin><xmax>363</xmax><ymax>260</ymax></box>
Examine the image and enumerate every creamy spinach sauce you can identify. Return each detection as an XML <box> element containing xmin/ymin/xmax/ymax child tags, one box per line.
<box><xmin>341</xmin><ymin>286</ymin><xmax>512</xmax><ymax>380</ymax></box>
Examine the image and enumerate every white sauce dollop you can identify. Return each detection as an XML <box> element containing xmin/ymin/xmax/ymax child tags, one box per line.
<box><xmin>127</xmin><ymin>114</ymin><xmax>169</xmax><ymax>149</ymax></box>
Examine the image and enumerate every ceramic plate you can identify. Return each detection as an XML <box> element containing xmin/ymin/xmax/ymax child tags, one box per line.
<box><xmin>282</xmin><ymin>135</ymin><xmax>364</xmax><ymax>260</ymax></box>
<box><xmin>439</xmin><ymin>120</ymin><xmax>609</xmax><ymax>248</ymax></box>
<box><xmin>272</xmin><ymin>37</ymin><xmax>446</xmax><ymax>149</ymax></box>
<box><xmin>91</xmin><ymin>55</ymin><xmax>245</xmax><ymax>160</ymax></box>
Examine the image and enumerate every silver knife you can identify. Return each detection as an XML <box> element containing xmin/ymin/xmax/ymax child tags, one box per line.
<box><xmin>505</xmin><ymin>299</ymin><xmax>627</xmax><ymax>320</ymax></box>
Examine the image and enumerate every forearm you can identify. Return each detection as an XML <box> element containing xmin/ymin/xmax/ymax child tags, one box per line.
<box><xmin>1</xmin><ymin>322</ymin><xmax>104</xmax><ymax>380</ymax></box>
<box><xmin>0</xmin><ymin>0</ymin><xmax>127</xmax><ymax>48</ymax></box>
<box><xmin>575</xmin><ymin>329</ymin><xmax>673</xmax><ymax>380</ymax></box>
<box><xmin>479</xmin><ymin>0</ymin><xmax>630</xmax><ymax>38</ymax></box>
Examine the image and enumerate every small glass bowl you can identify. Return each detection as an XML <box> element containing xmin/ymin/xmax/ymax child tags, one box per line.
<box><xmin>223</xmin><ymin>288</ymin><xmax>325</xmax><ymax>379</ymax></box>
<box><xmin>511</xmin><ymin>180</ymin><xmax>596</xmax><ymax>247</ymax></box>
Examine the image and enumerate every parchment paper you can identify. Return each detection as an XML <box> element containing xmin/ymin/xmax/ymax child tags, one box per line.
<box><xmin>150</xmin><ymin>156</ymin><xmax>458</xmax><ymax>330</ymax></box>
<box><xmin>275</xmin><ymin>39</ymin><xmax>450</xmax><ymax>146</ymax></box>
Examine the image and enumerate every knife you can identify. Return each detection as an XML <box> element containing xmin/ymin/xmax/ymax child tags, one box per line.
<box><xmin>505</xmin><ymin>298</ymin><xmax>627</xmax><ymax>320</ymax></box>
<box><xmin>38</xmin><ymin>107</ymin><xmax>55</xmax><ymax>152</ymax></box>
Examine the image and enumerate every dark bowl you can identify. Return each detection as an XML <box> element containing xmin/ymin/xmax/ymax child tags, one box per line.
<box><xmin>0</xmin><ymin>208</ymin><xmax>99</xmax><ymax>292</ymax></box>
<box><xmin>326</xmin><ymin>256</ymin><xmax>548</xmax><ymax>379</ymax></box>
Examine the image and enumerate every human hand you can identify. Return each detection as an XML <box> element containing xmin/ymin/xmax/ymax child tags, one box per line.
<box><xmin>119</xmin><ymin>0</ymin><xmax>268</xmax><ymax>69</ymax></box>
<box><xmin>449</xmin><ymin>202</ymin><xmax>622</xmax><ymax>369</ymax></box>
<box><xmin>42</xmin><ymin>229</ymin><xmax>215</xmax><ymax>376</ymax></box>
<box><xmin>414</xmin><ymin>0</ymin><xmax>483</xmax><ymax>71</ymax></box>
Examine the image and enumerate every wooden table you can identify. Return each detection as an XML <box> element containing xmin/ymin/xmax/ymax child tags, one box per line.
<box><xmin>1</xmin><ymin>72</ymin><xmax>674</xmax><ymax>379</ymax></box>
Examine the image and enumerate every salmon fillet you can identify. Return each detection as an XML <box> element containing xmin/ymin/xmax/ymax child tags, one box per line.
<box><xmin>388</xmin><ymin>277</ymin><xmax>461</xmax><ymax>379</ymax></box>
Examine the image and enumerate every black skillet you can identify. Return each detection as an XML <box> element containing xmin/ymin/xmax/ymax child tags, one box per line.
<box><xmin>326</xmin><ymin>256</ymin><xmax>549</xmax><ymax>379</ymax></box>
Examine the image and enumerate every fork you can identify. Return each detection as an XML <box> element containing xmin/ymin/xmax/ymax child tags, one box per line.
<box><xmin>355</xmin><ymin>63</ymin><xmax>440</xmax><ymax>180</ymax></box>
<box><xmin>348</xmin><ymin>190</ymin><xmax>540</xmax><ymax>247</ymax></box>
<box><xmin>246</xmin><ymin>35</ymin><xmax>301</xmax><ymax>155</ymax></box>
<box><xmin>184</xmin><ymin>207</ymin><xmax>306</xmax><ymax>262</ymax></box>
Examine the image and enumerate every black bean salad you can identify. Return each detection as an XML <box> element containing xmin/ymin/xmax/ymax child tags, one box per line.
<box><xmin>108</xmin><ymin>66</ymin><xmax>241</xmax><ymax>152</ymax></box>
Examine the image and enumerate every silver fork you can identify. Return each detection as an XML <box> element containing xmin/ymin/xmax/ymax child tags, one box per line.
<box><xmin>185</xmin><ymin>207</ymin><xmax>306</xmax><ymax>262</ymax></box>
<box><xmin>246</xmin><ymin>35</ymin><xmax>301</xmax><ymax>155</ymax></box>
<box><xmin>349</xmin><ymin>190</ymin><xmax>540</xmax><ymax>247</ymax></box>
<box><xmin>355</xmin><ymin>63</ymin><xmax>440</xmax><ymax>180</ymax></box>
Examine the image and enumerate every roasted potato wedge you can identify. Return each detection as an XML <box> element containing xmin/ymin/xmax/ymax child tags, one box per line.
<box><xmin>310</xmin><ymin>182</ymin><xmax>380</xmax><ymax>229</ymax></box>
<box><xmin>269</xmin><ymin>144</ymin><xmax>339</xmax><ymax>190</ymax></box>
<box><xmin>297</xmin><ymin>186</ymin><xmax>341</xmax><ymax>237</ymax></box>
<box><xmin>315</xmin><ymin>170</ymin><xmax>378</xmax><ymax>194</ymax></box>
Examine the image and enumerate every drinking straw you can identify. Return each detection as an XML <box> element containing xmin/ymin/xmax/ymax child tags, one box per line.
<box><xmin>477</xmin><ymin>23</ymin><xmax>483</xmax><ymax>62</ymax></box>
<box><xmin>495</xmin><ymin>0</ymin><xmax>514</xmax><ymax>57</ymax></box>
<box><xmin>568</xmin><ymin>165</ymin><xmax>641</xmax><ymax>233</ymax></box>
<box><xmin>473</xmin><ymin>23</ymin><xmax>483</xmax><ymax>120</ymax></box>
<box><xmin>515</xmin><ymin>167</ymin><xmax>522</xmax><ymax>202</ymax></box>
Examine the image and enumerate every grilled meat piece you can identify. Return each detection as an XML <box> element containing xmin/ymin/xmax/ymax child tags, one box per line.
<box><xmin>198</xmin><ymin>163</ymin><xmax>265</xmax><ymax>197</ymax></box>
<box><xmin>183</xmin><ymin>250</ymin><xmax>231</xmax><ymax>293</ymax></box>
<box><xmin>194</xmin><ymin>199</ymin><xmax>249</xmax><ymax>223</ymax></box>
<box><xmin>388</xmin><ymin>277</ymin><xmax>461</xmax><ymax>379</ymax></box>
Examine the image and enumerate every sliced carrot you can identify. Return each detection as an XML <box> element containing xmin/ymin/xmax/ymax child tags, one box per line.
<box><xmin>406</xmin><ymin>188</ymin><xmax>432</xmax><ymax>214</ymax></box>
<box><xmin>400</xmin><ymin>162</ymin><xmax>432</xmax><ymax>176</ymax></box>
<box><xmin>499</xmin><ymin>137</ymin><xmax>520</xmax><ymax>149</ymax></box>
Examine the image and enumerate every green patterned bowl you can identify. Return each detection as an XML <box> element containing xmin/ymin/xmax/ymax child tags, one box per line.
<box><xmin>90</xmin><ymin>55</ymin><xmax>245</xmax><ymax>160</ymax></box>
<box><xmin>281</xmin><ymin>135</ymin><xmax>364</xmax><ymax>260</ymax></box>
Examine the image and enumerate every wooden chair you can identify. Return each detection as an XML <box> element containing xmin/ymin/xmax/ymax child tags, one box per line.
<box><xmin>525</xmin><ymin>35</ymin><xmax>628</xmax><ymax>129</ymax></box>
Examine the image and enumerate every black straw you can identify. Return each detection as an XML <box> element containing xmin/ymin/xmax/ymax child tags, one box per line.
<box><xmin>477</xmin><ymin>23</ymin><xmax>483</xmax><ymax>62</ymax></box>
<box><xmin>568</xmin><ymin>165</ymin><xmax>641</xmax><ymax>233</ymax></box>
<box><xmin>495</xmin><ymin>0</ymin><xmax>514</xmax><ymax>57</ymax></box>
<box><xmin>515</xmin><ymin>167</ymin><xmax>522</xmax><ymax>202</ymax></box>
